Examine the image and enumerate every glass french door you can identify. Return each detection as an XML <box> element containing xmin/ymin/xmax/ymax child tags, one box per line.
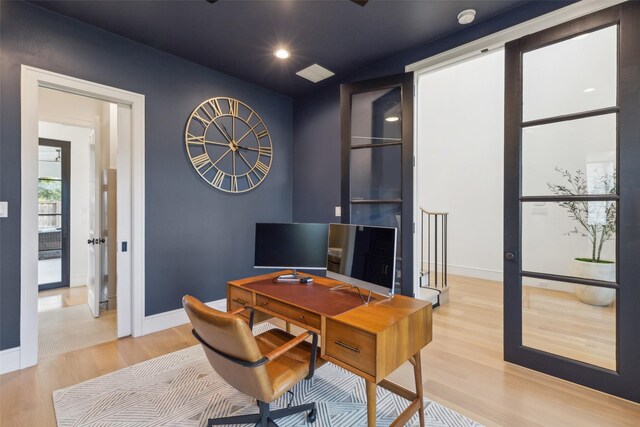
<box><xmin>38</xmin><ymin>138</ymin><xmax>70</xmax><ymax>290</ymax></box>
<box><xmin>504</xmin><ymin>3</ymin><xmax>640</xmax><ymax>402</ymax></box>
<box><xmin>340</xmin><ymin>73</ymin><xmax>414</xmax><ymax>296</ymax></box>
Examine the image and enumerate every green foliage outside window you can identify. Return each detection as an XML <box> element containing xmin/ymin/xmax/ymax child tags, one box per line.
<box><xmin>38</xmin><ymin>178</ymin><xmax>62</xmax><ymax>201</ymax></box>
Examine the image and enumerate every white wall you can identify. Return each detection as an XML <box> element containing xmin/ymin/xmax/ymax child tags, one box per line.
<box><xmin>416</xmin><ymin>26</ymin><xmax>617</xmax><ymax>291</ymax></box>
<box><xmin>38</xmin><ymin>122</ymin><xmax>93</xmax><ymax>287</ymax></box>
<box><xmin>416</xmin><ymin>50</ymin><xmax>505</xmax><ymax>281</ymax></box>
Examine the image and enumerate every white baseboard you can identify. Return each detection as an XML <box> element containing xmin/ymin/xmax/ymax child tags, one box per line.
<box><xmin>0</xmin><ymin>347</ymin><xmax>21</xmax><ymax>375</ymax></box>
<box><xmin>422</xmin><ymin>264</ymin><xmax>503</xmax><ymax>282</ymax></box>
<box><xmin>523</xmin><ymin>278</ymin><xmax>574</xmax><ymax>293</ymax></box>
<box><xmin>70</xmin><ymin>276</ymin><xmax>86</xmax><ymax>287</ymax></box>
<box><xmin>207</xmin><ymin>299</ymin><xmax>227</xmax><ymax>312</ymax></box>
<box><xmin>142</xmin><ymin>298</ymin><xmax>227</xmax><ymax>336</ymax></box>
<box><xmin>2</xmin><ymin>299</ymin><xmax>227</xmax><ymax>374</ymax></box>
<box><xmin>424</xmin><ymin>264</ymin><xmax>573</xmax><ymax>293</ymax></box>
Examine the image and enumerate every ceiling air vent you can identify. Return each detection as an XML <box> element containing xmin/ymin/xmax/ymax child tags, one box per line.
<box><xmin>296</xmin><ymin>64</ymin><xmax>335</xmax><ymax>83</ymax></box>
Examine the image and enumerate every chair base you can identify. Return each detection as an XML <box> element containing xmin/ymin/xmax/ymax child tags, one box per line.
<box><xmin>208</xmin><ymin>400</ymin><xmax>316</xmax><ymax>427</ymax></box>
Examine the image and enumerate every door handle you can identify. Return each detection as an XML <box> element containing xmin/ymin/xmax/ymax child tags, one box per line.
<box><xmin>88</xmin><ymin>238</ymin><xmax>96</xmax><ymax>245</ymax></box>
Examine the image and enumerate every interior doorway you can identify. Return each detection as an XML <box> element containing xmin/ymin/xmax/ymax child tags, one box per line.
<box><xmin>20</xmin><ymin>65</ymin><xmax>145</xmax><ymax>370</ymax></box>
<box><xmin>414</xmin><ymin>49</ymin><xmax>505</xmax><ymax>309</ymax></box>
<box><xmin>36</xmin><ymin>89</ymin><xmax>119</xmax><ymax>359</ymax></box>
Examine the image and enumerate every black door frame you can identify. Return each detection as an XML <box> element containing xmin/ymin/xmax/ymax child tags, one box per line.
<box><xmin>504</xmin><ymin>2</ymin><xmax>640</xmax><ymax>403</ymax></box>
<box><xmin>340</xmin><ymin>73</ymin><xmax>414</xmax><ymax>297</ymax></box>
<box><xmin>38</xmin><ymin>138</ymin><xmax>71</xmax><ymax>291</ymax></box>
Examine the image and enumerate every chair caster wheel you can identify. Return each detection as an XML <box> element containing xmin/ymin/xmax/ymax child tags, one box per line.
<box><xmin>307</xmin><ymin>408</ymin><xmax>317</xmax><ymax>423</ymax></box>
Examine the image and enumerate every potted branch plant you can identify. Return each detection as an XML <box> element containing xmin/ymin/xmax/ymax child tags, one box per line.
<box><xmin>548</xmin><ymin>167</ymin><xmax>616</xmax><ymax>306</ymax></box>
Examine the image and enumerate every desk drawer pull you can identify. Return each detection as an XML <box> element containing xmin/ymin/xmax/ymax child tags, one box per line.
<box><xmin>232</xmin><ymin>298</ymin><xmax>247</xmax><ymax>306</ymax></box>
<box><xmin>335</xmin><ymin>340</ymin><xmax>360</xmax><ymax>353</ymax></box>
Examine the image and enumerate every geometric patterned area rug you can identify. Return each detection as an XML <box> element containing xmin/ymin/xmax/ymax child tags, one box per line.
<box><xmin>53</xmin><ymin>324</ymin><xmax>482</xmax><ymax>427</ymax></box>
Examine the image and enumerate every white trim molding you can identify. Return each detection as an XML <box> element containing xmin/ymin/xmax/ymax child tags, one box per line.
<box><xmin>445</xmin><ymin>265</ymin><xmax>504</xmax><ymax>283</ymax></box>
<box><xmin>406</xmin><ymin>0</ymin><xmax>626</xmax><ymax>75</ymax></box>
<box><xmin>20</xmin><ymin>65</ymin><xmax>145</xmax><ymax>370</ymax></box>
<box><xmin>0</xmin><ymin>347</ymin><xmax>21</xmax><ymax>375</ymax></box>
<box><xmin>142</xmin><ymin>299</ymin><xmax>227</xmax><ymax>336</ymax></box>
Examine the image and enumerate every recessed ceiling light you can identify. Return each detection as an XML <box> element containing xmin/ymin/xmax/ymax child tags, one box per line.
<box><xmin>584</xmin><ymin>88</ymin><xmax>596</xmax><ymax>93</ymax></box>
<box><xmin>385</xmin><ymin>116</ymin><xmax>400</xmax><ymax>122</ymax></box>
<box><xmin>457</xmin><ymin>9</ymin><xmax>476</xmax><ymax>25</ymax></box>
<box><xmin>274</xmin><ymin>49</ymin><xmax>290</xmax><ymax>59</ymax></box>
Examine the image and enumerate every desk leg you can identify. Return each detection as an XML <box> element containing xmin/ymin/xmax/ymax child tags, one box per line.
<box><xmin>366</xmin><ymin>380</ymin><xmax>376</xmax><ymax>426</ymax></box>
<box><xmin>413</xmin><ymin>351</ymin><xmax>425</xmax><ymax>427</ymax></box>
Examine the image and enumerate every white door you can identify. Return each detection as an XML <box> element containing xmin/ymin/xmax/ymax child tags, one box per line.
<box><xmin>87</xmin><ymin>138</ymin><xmax>102</xmax><ymax>317</ymax></box>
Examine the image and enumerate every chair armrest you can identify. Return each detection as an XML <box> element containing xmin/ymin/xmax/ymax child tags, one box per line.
<box><xmin>228</xmin><ymin>306</ymin><xmax>248</xmax><ymax>316</ymax></box>
<box><xmin>263</xmin><ymin>330</ymin><xmax>319</xmax><ymax>379</ymax></box>
<box><xmin>263</xmin><ymin>331</ymin><xmax>312</xmax><ymax>361</ymax></box>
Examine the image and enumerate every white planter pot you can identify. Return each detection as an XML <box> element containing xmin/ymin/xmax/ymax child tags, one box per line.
<box><xmin>572</xmin><ymin>259</ymin><xmax>615</xmax><ymax>306</ymax></box>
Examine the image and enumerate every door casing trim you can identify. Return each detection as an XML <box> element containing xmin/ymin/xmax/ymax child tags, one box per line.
<box><xmin>20</xmin><ymin>65</ymin><xmax>146</xmax><ymax>369</ymax></box>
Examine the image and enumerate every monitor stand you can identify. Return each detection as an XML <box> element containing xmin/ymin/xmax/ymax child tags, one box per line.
<box><xmin>328</xmin><ymin>284</ymin><xmax>376</xmax><ymax>306</ymax></box>
<box><xmin>330</xmin><ymin>283</ymin><xmax>393</xmax><ymax>305</ymax></box>
<box><xmin>275</xmin><ymin>270</ymin><xmax>310</xmax><ymax>282</ymax></box>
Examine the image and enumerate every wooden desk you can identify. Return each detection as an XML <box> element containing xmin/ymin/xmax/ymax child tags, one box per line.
<box><xmin>227</xmin><ymin>271</ymin><xmax>433</xmax><ymax>426</ymax></box>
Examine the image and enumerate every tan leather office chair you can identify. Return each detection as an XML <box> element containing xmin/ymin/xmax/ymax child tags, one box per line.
<box><xmin>183</xmin><ymin>295</ymin><xmax>324</xmax><ymax>427</ymax></box>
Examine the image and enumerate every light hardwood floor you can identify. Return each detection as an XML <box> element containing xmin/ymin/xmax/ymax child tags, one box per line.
<box><xmin>521</xmin><ymin>283</ymin><xmax>615</xmax><ymax>371</ymax></box>
<box><xmin>37</xmin><ymin>286</ymin><xmax>117</xmax><ymax>358</ymax></box>
<box><xmin>38</xmin><ymin>285</ymin><xmax>91</xmax><ymax>312</ymax></box>
<box><xmin>1</xmin><ymin>276</ymin><xmax>638</xmax><ymax>426</ymax></box>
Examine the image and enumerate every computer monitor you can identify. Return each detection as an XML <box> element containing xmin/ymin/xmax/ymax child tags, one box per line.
<box><xmin>254</xmin><ymin>223</ymin><xmax>329</xmax><ymax>281</ymax></box>
<box><xmin>326</xmin><ymin>223</ymin><xmax>397</xmax><ymax>297</ymax></box>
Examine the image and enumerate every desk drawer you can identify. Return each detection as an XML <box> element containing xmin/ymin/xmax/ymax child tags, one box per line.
<box><xmin>255</xmin><ymin>295</ymin><xmax>320</xmax><ymax>330</ymax></box>
<box><xmin>325</xmin><ymin>318</ymin><xmax>376</xmax><ymax>376</ymax></box>
<box><xmin>228</xmin><ymin>286</ymin><xmax>252</xmax><ymax>318</ymax></box>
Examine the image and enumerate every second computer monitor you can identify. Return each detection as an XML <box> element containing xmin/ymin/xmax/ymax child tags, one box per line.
<box><xmin>326</xmin><ymin>223</ymin><xmax>397</xmax><ymax>296</ymax></box>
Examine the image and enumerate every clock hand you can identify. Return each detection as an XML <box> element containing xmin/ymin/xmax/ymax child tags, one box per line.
<box><xmin>236</xmin><ymin>144</ymin><xmax>268</xmax><ymax>154</ymax></box>
<box><xmin>219</xmin><ymin>122</ymin><xmax>233</xmax><ymax>142</ymax></box>
<box><xmin>211</xmin><ymin>121</ymin><xmax>233</xmax><ymax>144</ymax></box>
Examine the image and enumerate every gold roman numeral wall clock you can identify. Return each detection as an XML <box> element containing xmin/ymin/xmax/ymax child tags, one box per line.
<box><xmin>185</xmin><ymin>97</ymin><xmax>273</xmax><ymax>193</ymax></box>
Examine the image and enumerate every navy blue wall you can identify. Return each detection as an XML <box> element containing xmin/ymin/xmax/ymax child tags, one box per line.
<box><xmin>0</xmin><ymin>1</ymin><xmax>293</xmax><ymax>350</ymax></box>
<box><xmin>291</xmin><ymin>1</ymin><xmax>573</xmax><ymax>224</ymax></box>
<box><xmin>292</xmin><ymin>88</ymin><xmax>341</xmax><ymax>223</ymax></box>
